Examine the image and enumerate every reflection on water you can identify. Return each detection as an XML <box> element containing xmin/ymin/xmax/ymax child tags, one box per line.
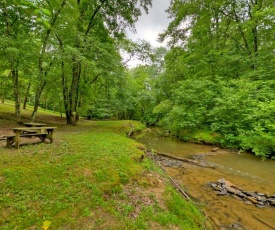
<box><xmin>137</xmin><ymin>129</ymin><xmax>275</xmax><ymax>190</ymax></box>
<box><xmin>137</xmin><ymin>129</ymin><xmax>215</xmax><ymax>156</ymax></box>
<box><xmin>210</xmin><ymin>152</ymin><xmax>275</xmax><ymax>186</ymax></box>
<box><xmin>136</xmin><ymin>128</ymin><xmax>275</xmax><ymax>229</ymax></box>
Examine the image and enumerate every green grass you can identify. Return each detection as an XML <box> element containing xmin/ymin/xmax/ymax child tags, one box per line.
<box><xmin>0</xmin><ymin>102</ymin><xmax>206</xmax><ymax>229</ymax></box>
<box><xmin>178</xmin><ymin>129</ymin><xmax>222</xmax><ymax>145</ymax></box>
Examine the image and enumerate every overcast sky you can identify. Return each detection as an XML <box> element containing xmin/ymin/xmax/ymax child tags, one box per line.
<box><xmin>126</xmin><ymin>0</ymin><xmax>171</xmax><ymax>67</ymax></box>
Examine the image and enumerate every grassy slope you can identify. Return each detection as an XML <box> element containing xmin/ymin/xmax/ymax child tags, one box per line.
<box><xmin>0</xmin><ymin>102</ymin><xmax>206</xmax><ymax>230</ymax></box>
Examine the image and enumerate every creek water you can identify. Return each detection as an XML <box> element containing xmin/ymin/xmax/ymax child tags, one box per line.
<box><xmin>136</xmin><ymin>129</ymin><xmax>275</xmax><ymax>230</ymax></box>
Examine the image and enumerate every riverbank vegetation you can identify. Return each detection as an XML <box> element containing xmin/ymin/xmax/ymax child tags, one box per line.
<box><xmin>0</xmin><ymin>104</ymin><xmax>206</xmax><ymax>229</ymax></box>
<box><xmin>1</xmin><ymin>0</ymin><xmax>274</xmax><ymax>159</ymax></box>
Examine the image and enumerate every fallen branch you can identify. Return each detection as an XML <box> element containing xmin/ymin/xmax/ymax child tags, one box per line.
<box><xmin>252</xmin><ymin>214</ymin><xmax>275</xmax><ymax>230</ymax></box>
<box><xmin>147</xmin><ymin>151</ymin><xmax>190</xmax><ymax>200</ymax></box>
<box><xmin>156</xmin><ymin>152</ymin><xmax>215</xmax><ymax>168</ymax></box>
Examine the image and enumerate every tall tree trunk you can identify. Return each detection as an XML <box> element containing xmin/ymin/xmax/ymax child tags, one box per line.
<box><xmin>56</xmin><ymin>32</ymin><xmax>71</xmax><ymax>124</ymax></box>
<box><xmin>62</xmin><ymin>71</ymin><xmax>71</xmax><ymax>124</ymax></box>
<box><xmin>23</xmin><ymin>81</ymin><xmax>31</xmax><ymax>109</ymax></box>
<box><xmin>31</xmin><ymin>0</ymin><xmax>67</xmax><ymax>122</ymax></box>
<box><xmin>3</xmin><ymin>0</ymin><xmax>19</xmax><ymax>117</ymax></box>
<box><xmin>59</xmin><ymin>95</ymin><xmax>63</xmax><ymax>118</ymax></box>
<box><xmin>64</xmin><ymin>1</ymin><xmax>103</xmax><ymax>125</ymax></box>
<box><xmin>44</xmin><ymin>97</ymin><xmax>47</xmax><ymax>110</ymax></box>
<box><xmin>249</xmin><ymin>1</ymin><xmax>259</xmax><ymax>71</ymax></box>
<box><xmin>12</xmin><ymin>69</ymin><xmax>21</xmax><ymax>123</ymax></box>
<box><xmin>69</xmin><ymin>60</ymin><xmax>81</xmax><ymax>126</ymax></box>
<box><xmin>1</xmin><ymin>83</ymin><xmax>5</xmax><ymax>103</ymax></box>
<box><xmin>31</xmin><ymin>80</ymin><xmax>46</xmax><ymax>122</ymax></box>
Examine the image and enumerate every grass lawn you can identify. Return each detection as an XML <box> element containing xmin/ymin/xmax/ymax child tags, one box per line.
<box><xmin>0</xmin><ymin>102</ymin><xmax>206</xmax><ymax>229</ymax></box>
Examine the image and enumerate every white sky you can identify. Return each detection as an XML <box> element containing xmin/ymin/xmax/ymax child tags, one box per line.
<box><xmin>126</xmin><ymin>0</ymin><xmax>171</xmax><ymax>67</ymax></box>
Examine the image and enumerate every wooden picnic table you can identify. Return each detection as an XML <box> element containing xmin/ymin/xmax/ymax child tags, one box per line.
<box><xmin>7</xmin><ymin>127</ymin><xmax>57</xmax><ymax>149</ymax></box>
<box><xmin>24</xmin><ymin>123</ymin><xmax>47</xmax><ymax>127</ymax></box>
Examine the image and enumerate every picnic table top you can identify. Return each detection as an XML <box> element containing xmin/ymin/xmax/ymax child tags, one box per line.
<box><xmin>24</xmin><ymin>123</ymin><xmax>47</xmax><ymax>127</ymax></box>
<box><xmin>12</xmin><ymin>127</ymin><xmax>57</xmax><ymax>131</ymax></box>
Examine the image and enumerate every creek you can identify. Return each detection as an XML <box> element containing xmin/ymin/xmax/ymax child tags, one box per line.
<box><xmin>136</xmin><ymin>129</ymin><xmax>275</xmax><ymax>230</ymax></box>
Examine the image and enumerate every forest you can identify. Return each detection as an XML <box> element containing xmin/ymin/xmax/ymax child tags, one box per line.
<box><xmin>1</xmin><ymin>0</ymin><xmax>275</xmax><ymax>158</ymax></box>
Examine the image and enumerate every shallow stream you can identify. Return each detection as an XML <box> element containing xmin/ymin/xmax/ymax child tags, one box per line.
<box><xmin>136</xmin><ymin>129</ymin><xmax>275</xmax><ymax>230</ymax></box>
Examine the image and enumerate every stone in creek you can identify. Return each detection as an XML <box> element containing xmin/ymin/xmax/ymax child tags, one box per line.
<box><xmin>258</xmin><ymin>202</ymin><xmax>264</xmax><ymax>205</ymax></box>
<box><xmin>212</xmin><ymin>185</ymin><xmax>222</xmax><ymax>191</ymax></box>
<box><xmin>232</xmin><ymin>195</ymin><xmax>243</xmax><ymax>201</ymax></box>
<box><xmin>217</xmin><ymin>190</ymin><xmax>228</xmax><ymax>196</ymax></box>
<box><xmin>244</xmin><ymin>201</ymin><xmax>253</xmax><ymax>205</ymax></box>
<box><xmin>245</xmin><ymin>191</ymin><xmax>258</xmax><ymax>198</ymax></box>
<box><xmin>257</xmin><ymin>192</ymin><xmax>265</xmax><ymax>196</ymax></box>
<box><xmin>226</xmin><ymin>186</ymin><xmax>237</xmax><ymax>194</ymax></box>
<box><xmin>211</xmin><ymin>148</ymin><xmax>219</xmax><ymax>152</ymax></box>
<box><xmin>230</xmin><ymin>222</ymin><xmax>245</xmax><ymax>230</ymax></box>
<box><xmin>218</xmin><ymin>178</ymin><xmax>226</xmax><ymax>184</ymax></box>
<box><xmin>255</xmin><ymin>204</ymin><xmax>265</xmax><ymax>208</ymax></box>
<box><xmin>267</xmin><ymin>198</ymin><xmax>275</xmax><ymax>203</ymax></box>
<box><xmin>271</xmin><ymin>201</ymin><xmax>275</xmax><ymax>206</ymax></box>
<box><xmin>257</xmin><ymin>196</ymin><xmax>266</xmax><ymax>202</ymax></box>
<box><xmin>237</xmin><ymin>192</ymin><xmax>247</xmax><ymax>198</ymax></box>
<box><xmin>162</xmin><ymin>162</ymin><xmax>173</xmax><ymax>167</ymax></box>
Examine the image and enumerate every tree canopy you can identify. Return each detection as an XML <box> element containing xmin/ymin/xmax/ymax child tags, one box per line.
<box><xmin>1</xmin><ymin>0</ymin><xmax>275</xmax><ymax>158</ymax></box>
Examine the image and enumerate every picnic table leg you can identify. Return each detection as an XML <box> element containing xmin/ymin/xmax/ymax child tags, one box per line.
<box><xmin>6</xmin><ymin>138</ymin><xmax>10</xmax><ymax>147</ymax></box>
<box><xmin>47</xmin><ymin>130</ymin><xmax>54</xmax><ymax>143</ymax></box>
<box><xmin>6</xmin><ymin>136</ymin><xmax>15</xmax><ymax>147</ymax></box>
<box><xmin>41</xmin><ymin>136</ymin><xmax>46</xmax><ymax>142</ymax></box>
<box><xmin>15</xmin><ymin>131</ymin><xmax>20</xmax><ymax>149</ymax></box>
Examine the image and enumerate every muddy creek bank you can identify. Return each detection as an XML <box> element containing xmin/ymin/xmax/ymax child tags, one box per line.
<box><xmin>136</xmin><ymin>130</ymin><xmax>275</xmax><ymax>230</ymax></box>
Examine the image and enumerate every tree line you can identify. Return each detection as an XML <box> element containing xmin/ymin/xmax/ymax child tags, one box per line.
<box><xmin>151</xmin><ymin>0</ymin><xmax>275</xmax><ymax>158</ymax></box>
<box><xmin>1</xmin><ymin>0</ymin><xmax>275</xmax><ymax>158</ymax></box>
<box><xmin>0</xmin><ymin>0</ymin><xmax>152</xmax><ymax>125</ymax></box>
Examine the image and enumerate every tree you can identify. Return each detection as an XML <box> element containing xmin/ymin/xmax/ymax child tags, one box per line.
<box><xmin>0</xmin><ymin>0</ymin><xmax>38</xmax><ymax>123</ymax></box>
<box><xmin>30</xmin><ymin>0</ymin><xmax>67</xmax><ymax>122</ymax></box>
<box><xmin>157</xmin><ymin>0</ymin><xmax>275</xmax><ymax>157</ymax></box>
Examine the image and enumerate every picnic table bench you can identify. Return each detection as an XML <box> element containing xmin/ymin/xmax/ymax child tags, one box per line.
<box><xmin>6</xmin><ymin>127</ymin><xmax>57</xmax><ymax>149</ymax></box>
<box><xmin>23</xmin><ymin>123</ymin><xmax>47</xmax><ymax>127</ymax></box>
<box><xmin>21</xmin><ymin>123</ymin><xmax>47</xmax><ymax>134</ymax></box>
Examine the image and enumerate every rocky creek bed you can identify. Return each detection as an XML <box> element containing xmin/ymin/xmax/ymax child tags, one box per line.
<box><xmin>155</xmin><ymin>154</ymin><xmax>275</xmax><ymax>209</ymax></box>
<box><xmin>208</xmin><ymin>178</ymin><xmax>275</xmax><ymax>208</ymax></box>
<box><xmin>138</xmin><ymin>131</ymin><xmax>275</xmax><ymax>230</ymax></box>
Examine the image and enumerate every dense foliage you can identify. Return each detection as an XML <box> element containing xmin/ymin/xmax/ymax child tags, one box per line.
<box><xmin>155</xmin><ymin>0</ymin><xmax>275</xmax><ymax>158</ymax></box>
<box><xmin>0</xmin><ymin>0</ymin><xmax>152</xmax><ymax>125</ymax></box>
<box><xmin>1</xmin><ymin>0</ymin><xmax>275</xmax><ymax>158</ymax></box>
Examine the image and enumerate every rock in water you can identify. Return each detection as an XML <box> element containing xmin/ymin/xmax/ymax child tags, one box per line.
<box><xmin>211</xmin><ymin>148</ymin><xmax>219</xmax><ymax>152</ymax></box>
<box><xmin>257</xmin><ymin>192</ymin><xmax>265</xmax><ymax>196</ymax></box>
<box><xmin>257</xmin><ymin>196</ymin><xmax>266</xmax><ymax>202</ymax></box>
<box><xmin>209</xmin><ymin>179</ymin><xmax>275</xmax><ymax>208</ymax></box>
<box><xmin>237</xmin><ymin>192</ymin><xmax>247</xmax><ymax>198</ymax></box>
<box><xmin>217</xmin><ymin>190</ymin><xmax>228</xmax><ymax>196</ymax></box>
<box><xmin>218</xmin><ymin>178</ymin><xmax>226</xmax><ymax>184</ymax></box>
